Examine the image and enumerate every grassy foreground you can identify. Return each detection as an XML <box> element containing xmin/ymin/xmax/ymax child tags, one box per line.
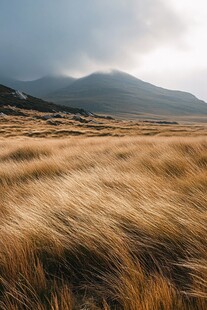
<box><xmin>0</xmin><ymin>136</ymin><xmax>207</xmax><ymax>309</ymax></box>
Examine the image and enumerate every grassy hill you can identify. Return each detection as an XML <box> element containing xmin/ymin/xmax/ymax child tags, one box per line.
<box><xmin>0</xmin><ymin>84</ymin><xmax>88</xmax><ymax>115</ymax></box>
<box><xmin>2</xmin><ymin>71</ymin><xmax>207</xmax><ymax>121</ymax></box>
<box><xmin>45</xmin><ymin>70</ymin><xmax>207</xmax><ymax>120</ymax></box>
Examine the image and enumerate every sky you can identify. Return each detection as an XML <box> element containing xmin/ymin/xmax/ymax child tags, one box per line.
<box><xmin>0</xmin><ymin>0</ymin><xmax>207</xmax><ymax>100</ymax></box>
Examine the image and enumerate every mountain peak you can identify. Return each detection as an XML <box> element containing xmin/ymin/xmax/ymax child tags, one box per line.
<box><xmin>45</xmin><ymin>70</ymin><xmax>207</xmax><ymax>120</ymax></box>
<box><xmin>89</xmin><ymin>69</ymin><xmax>137</xmax><ymax>78</ymax></box>
<box><xmin>1</xmin><ymin>70</ymin><xmax>206</xmax><ymax>121</ymax></box>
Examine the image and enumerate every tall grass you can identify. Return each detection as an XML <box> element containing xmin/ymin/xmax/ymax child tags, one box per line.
<box><xmin>0</xmin><ymin>136</ymin><xmax>207</xmax><ymax>309</ymax></box>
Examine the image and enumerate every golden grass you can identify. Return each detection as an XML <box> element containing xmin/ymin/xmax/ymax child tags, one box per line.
<box><xmin>0</xmin><ymin>109</ymin><xmax>207</xmax><ymax>138</ymax></box>
<box><xmin>0</xmin><ymin>135</ymin><xmax>207</xmax><ymax>309</ymax></box>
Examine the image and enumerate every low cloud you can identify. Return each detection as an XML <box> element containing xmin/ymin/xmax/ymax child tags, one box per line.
<box><xmin>0</xmin><ymin>0</ymin><xmax>187</xmax><ymax>79</ymax></box>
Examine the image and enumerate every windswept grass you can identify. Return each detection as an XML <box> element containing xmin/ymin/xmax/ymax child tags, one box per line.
<box><xmin>0</xmin><ymin>136</ymin><xmax>207</xmax><ymax>309</ymax></box>
<box><xmin>1</xmin><ymin>109</ymin><xmax>207</xmax><ymax>138</ymax></box>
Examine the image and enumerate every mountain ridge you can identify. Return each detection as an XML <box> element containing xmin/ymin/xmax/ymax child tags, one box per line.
<box><xmin>45</xmin><ymin>70</ymin><xmax>207</xmax><ymax>119</ymax></box>
<box><xmin>0</xmin><ymin>75</ymin><xmax>76</xmax><ymax>97</ymax></box>
<box><xmin>1</xmin><ymin>70</ymin><xmax>207</xmax><ymax>120</ymax></box>
<box><xmin>0</xmin><ymin>84</ymin><xmax>88</xmax><ymax>115</ymax></box>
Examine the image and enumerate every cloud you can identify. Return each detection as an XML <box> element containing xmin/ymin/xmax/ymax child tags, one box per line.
<box><xmin>165</xmin><ymin>69</ymin><xmax>207</xmax><ymax>101</ymax></box>
<box><xmin>0</xmin><ymin>0</ymin><xmax>187</xmax><ymax>79</ymax></box>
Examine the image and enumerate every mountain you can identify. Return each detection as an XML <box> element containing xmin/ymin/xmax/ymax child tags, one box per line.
<box><xmin>0</xmin><ymin>75</ymin><xmax>76</xmax><ymax>97</ymax></box>
<box><xmin>2</xmin><ymin>70</ymin><xmax>207</xmax><ymax>121</ymax></box>
<box><xmin>45</xmin><ymin>70</ymin><xmax>207</xmax><ymax>120</ymax></box>
<box><xmin>0</xmin><ymin>84</ymin><xmax>88</xmax><ymax>115</ymax></box>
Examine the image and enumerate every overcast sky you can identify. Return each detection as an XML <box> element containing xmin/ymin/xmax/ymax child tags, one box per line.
<box><xmin>1</xmin><ymin>0</ymin><xmax>207</xmax><ymax>100</ymax></box>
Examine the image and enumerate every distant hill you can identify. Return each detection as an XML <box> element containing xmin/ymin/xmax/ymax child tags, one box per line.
<box><xmin>0</xmin><ymin>84</ymin><xmax>88</xmax><ymax>115</ymax></box>
<box><xmin>0</xmin><ymin>75</ymin><xmax>76</xmax><ymax>97</ymax></box>
<box><xmin>45</xmin><ymin>70</ymin><xmax>207</xmax><ymax>120</ymax></box>
<box><xmin>1</xmin><ymin>70</ymin><xmax>207</xmax><ymax>121</ymax></box>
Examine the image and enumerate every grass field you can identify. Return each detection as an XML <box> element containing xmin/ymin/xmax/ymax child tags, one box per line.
<box><xmin>0</xmin><ymin>109</ymin><xmax>207</xmax><ymax>139</ymax></box>
<box><xmin>0</xmin><ymin>131</ymin><xmax>207</xmax><ymax>309</ymax></box>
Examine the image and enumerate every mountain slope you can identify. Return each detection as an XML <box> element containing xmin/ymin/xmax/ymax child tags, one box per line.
<box><xmin>46</xmin><ymin>70</ymin><xmax>207</xmax><ymax>119</ymax></box>
<box><xmin>0</xmin><ymin>75</ymin><xmax>76</xmax><ymax>97</ymax></box>
<box><xmin>0</xmin><ymin>84</ymin><xmax>87</xmax><ymax>115</ymax></box>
